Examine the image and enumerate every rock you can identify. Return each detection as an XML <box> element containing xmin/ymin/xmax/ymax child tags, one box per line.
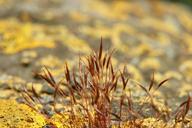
<box><xmin>20</xmin><ymin>51</ymin><xmax>38</xmax><ymax>67</ymax></box>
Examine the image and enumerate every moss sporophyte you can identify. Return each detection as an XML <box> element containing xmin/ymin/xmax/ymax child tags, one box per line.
<box><xmin>22</xmin><ymin>38</ymin><xmax>192</xmax><ymax>128</ymax></box>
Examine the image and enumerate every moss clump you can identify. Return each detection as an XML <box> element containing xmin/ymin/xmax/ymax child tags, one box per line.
<box><xmin>0</xmin><ymin>99</ymin><xmax>46</xmax><ymax>128</ymax></box>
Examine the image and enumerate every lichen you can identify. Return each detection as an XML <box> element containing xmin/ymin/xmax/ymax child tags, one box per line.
<box><xmin>49</xmin><ymin>113</ymin><xmax>86</xmax><ymax>128</ymax></box>
<box><xmin>0</xmin><ymin>99</ymin><xmax>46</xmax><ymax>127</ymax></box>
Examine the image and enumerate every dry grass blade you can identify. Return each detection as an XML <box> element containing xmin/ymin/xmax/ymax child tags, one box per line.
<box><xmin>148</xmin><ymin>72</ymin><xmax>155</xmax><ymax>91</ymax></box>
<box><xmin>94</xmin><ymin>88</ymin><xmax>100</xmax><ymax>104</ymax></box>
<box><xmin>79</xmin><ymin>103</ymin><xmax>94</xmax><ymax>128</ymax></box>
<box><xmin>119</xmin><ymin>95</ymin><xmax>125</xmax><ymax>119</ymax></box>
<box><xmin>65</xmin><ymin>63</ymin><xmax>71</xmax><ymax>83</ymax></box>
<box><xmin>106</xmin><ymin>49</ymin><xmax>115</xmax><ymax>69</ymax></box>
<box><xmin>102</xmin><ymin>53</ymin><xmax>107</xmax><ymax>67</ymax></box>
<box><xmin>31</xmin><ymin>85</ymin><xmax>42</xmax><ymax>104</ymax></box>
<box><xmin>183</xmin><ymin>95</ymin><xmax>191</xmax><ymax>120</ymax></box>
<box><xmin>22</xmin><ymin>93</ymin><xmax>39</xmax><ymax>113</ymax></box>
<box><xmin>136</xmin><ymin>82</ymin><xmax>150</xmax><ymax>96</ymax></box>
<box><xmin>94</xmin><ymin>106</ymin><xmax>105</xmax><ymax>117</ymax></box>
<box><xmin>127</xmin><ymin>96</ymin><xmax>133</xmax><ymax>111</ymax></box>
<box><xmin>108</xmin><ymin>111</ymin><xmax>122</xmax><ymax>121</ymax></box>
<box><xmin>95</xmin><ymin>59</ymin><xmax>100</xmax><ymax>73</ymax></box>
<box><xmin>110</xmin><ymin>76</ymin><xmax>118</xmax><ymax>92</ymax></box>
<box><xmin>21</xmin><ymin>87</ymin><xmax>41</xmax><ymax>113</ymax></box>
<box><xmin>38</xmin><ymin>68</ymin><xmax>57</xmax><ymax>88</ymax></box>
<box><xmin>73</xmin><ymin>72</ymin><xmax>82</xmax><ymax>91</ymax></box>
<box><xmin>110</xmin><ymin>64</ymin><xmax>114</xmax><ymax>79</ymax></box>
<box><xmin>156</xmin><ymin>78</ymin><xmax>170</xmax><ymax>90</ymax></box>
<box><xmin>44</xmin><ymin>66</ymin><xmax>56</xmax><ymax>84</ymax></box>
<box><xmin>31</xmin><ymin>85</ymin><xmax>39</xmax><ymax>99</ymax></box>
<box><xmin>99</xmin><ymin>37</ymin><xmax>103</xmax><ymax>60</ymax></box>
<box><xmin>104</xmin><ymin>92</ymin><xmax>111</xmax><ymax>103</ymax></box>
<box><xmin>23</xmin><ymin>88</ymin><xmax>35</xmax><ymax>103</ymax></box>
<box><xmin>22</xmin><ymin>92</ymin><xmax>34</xmax><ymax>106</ymax></box>
<box><xmin>175</xmin><ymin>95</ymin><xmax>191</xmax><ymax>123</ymax></box>
<box><xmin>53</xmin><ymin>81</ymin><xmax>64</xmax><ymax>116</ymax></box>
<box><xmin>120</xmin><ymin>71</ymin><xmax>129</xmax><ymax>90</ymax></box>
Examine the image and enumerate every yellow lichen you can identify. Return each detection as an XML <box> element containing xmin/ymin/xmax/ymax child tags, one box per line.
<box><xmin>0</xmin><ymin>99</ymin><xmax>46</xmax><ymax>127</ymax></box>
<box><xmin>69</xmin><ymin>11</ymin><xmax>89</xmax><ymax>23</ymax></box>
<box><xmin>50</xmin><ymin>113</ymin><xmax>85</xmax><ymax>128</ymax></box>
<box><xmin>36</xmin><ymin>55</ymin><xmax>63</xmax><ymax>68</ymax></box>
<box><xmin>61</xmin><ymin>33</ymin><xmax>91</xmax><ymax>54</ymax></box>
<box><xmin>139</xmin><ymin>58</ymin><xmax>161</xmax><ymax>70</ymax></box>
<box><xmin>179</xmin><ymin>82</ymin><xmax>192</xmax><ymax>97</ymax></box>
<box><xmin>119</xmin><ymin>64</ymin><xmax>143</xmax><ymax>81</ymax></box>
<box><xmin>179</xmin><ymin>60</ymin><xmax>192</xmax><ymax>81</ymax></box>
<box><xmin>79</xmin><ymin>24</ymin><xmax>111</xmax><ymax>39</ymax></box>
<box><xmin>0</xmin><ymin>19</ymin><xmax>55</xmax><ymax>54</ymax></box>
<box><xmin>164</xmin><ymin>71</ymin><xmax>182</xmax><ymax>80</ymax></box>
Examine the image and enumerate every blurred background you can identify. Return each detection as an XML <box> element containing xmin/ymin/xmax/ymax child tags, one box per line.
<box><xmin>0</xmin><ymin>0</ymin><xmax>192</xmax><ymax>109</ymax></box>
<box><xmin>168</xmin><ymin>0</ymin><xmax>192</xmax><ymax>6</ymax></box>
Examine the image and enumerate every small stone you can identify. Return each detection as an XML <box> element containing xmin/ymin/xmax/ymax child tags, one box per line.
<box><xmin>41</xmin><ymin>85</ymin><xmax>54</xmax><ymax>94</ymax></box>
<box><xmin>20</xmin><ymin>51</ymin><xmax>38</xmax><ymax>67</ymax></box>
<box><xmin>21</xmin><ymin>58</ymin><xmax>31</xmax><ymax>67</ymax></box>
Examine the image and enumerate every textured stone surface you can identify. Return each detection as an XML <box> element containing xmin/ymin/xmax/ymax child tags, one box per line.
<box><xmin>0</xmin><ymin>0</ymin><xmax>192</xmax><ymax>127</ymax></box>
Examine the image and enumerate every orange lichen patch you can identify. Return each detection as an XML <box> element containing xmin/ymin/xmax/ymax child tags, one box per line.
<box><xmin>0</xmin><ymin>19</ymin><xmax>55</xmax><ymax>54</ymax></box>
<box><xmin>0</xmin><ymin>99</ymin><xmax>46</xmax><ymax>127</ymax></box>
<box><xmin>49</xmin><ymin>113</ymin><xmax>86</xmax><ymax>128</ymax></box>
